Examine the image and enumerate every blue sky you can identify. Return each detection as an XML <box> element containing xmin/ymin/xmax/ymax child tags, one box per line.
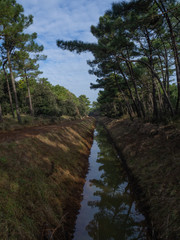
<box><xmin>17</xmin><ymin>0</ymin><xmax>118</xmax><ymax>103</ymax></box>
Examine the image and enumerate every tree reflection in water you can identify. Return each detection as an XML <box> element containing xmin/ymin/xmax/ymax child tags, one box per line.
<box><xmin>85</xmin><ymin>125</ymin><xmax>147</xmax><ymax>240</ymax></box>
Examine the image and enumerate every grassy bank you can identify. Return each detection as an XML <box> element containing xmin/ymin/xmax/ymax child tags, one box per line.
<box><xmin>0</xmin><ymin>117</ymin><xmax>95</xmax><ymax>239</ymax></box>
<box><xmin>99</xmin><ymin>117</ymin><xmax>180</xmax><ymax>240</ymax></box>
<box><xmin>0</xmin><ymin>114</ymin><xmax>80</xmax><ymax>132</ymax></box>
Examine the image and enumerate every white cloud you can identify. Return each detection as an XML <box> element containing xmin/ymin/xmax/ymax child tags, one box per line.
<box><xmin>17</xmin><ymin>0</ymin><xmax>115</xmax><ymax>102</ymax></box>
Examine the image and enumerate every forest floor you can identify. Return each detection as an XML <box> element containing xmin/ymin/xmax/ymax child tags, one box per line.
<box><xmin>0</xmin><ymin>117</ymin><xmax>95</xmax><ymax>240</ymax></box>
<box><xmin>99</xmin><ymin>117</ymin><xmax>180</xmax><ymax>240</ymax></box>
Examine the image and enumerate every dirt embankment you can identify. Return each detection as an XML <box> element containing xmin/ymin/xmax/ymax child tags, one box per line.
<box><xmin>98</xmin><ymin>117</ymin><xmax>180</xmax><ymax>240</ymax></box>
<box><xmin>0</xmin><ymin>117</ymin><xmax>95</xmax><ymax>240</ymax></box>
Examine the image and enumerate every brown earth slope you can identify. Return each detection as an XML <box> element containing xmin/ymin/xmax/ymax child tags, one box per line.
<box><xmin>0</xmin><ymin>117</ymin><xmax>95</xmax><ymax>240</ymax></box>
<box><xmin>99</xmin><ymin>117</ymin><xmax>180</xmax><ymax>240</ymax></box>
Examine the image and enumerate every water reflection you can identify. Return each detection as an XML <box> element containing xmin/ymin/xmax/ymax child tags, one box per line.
<box><xmin>73</xmin><ymin>125</ymin><xmax>147</xmax><ymax>240</ymax></box>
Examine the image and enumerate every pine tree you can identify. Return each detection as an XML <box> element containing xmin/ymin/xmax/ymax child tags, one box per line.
<box><xmin>13</xmin><ymin>33</ymin><xmax>46</xmax><ymax>116</ymax></box>
<box><xmin>0</xmin><ymin>0</ymin><xmax>33</xmax><ymax>123</ymax></box>
<box><xmin>57</xmin><ymin>0</ymin><xmax>179</xmax><ymax>121</ymax></box>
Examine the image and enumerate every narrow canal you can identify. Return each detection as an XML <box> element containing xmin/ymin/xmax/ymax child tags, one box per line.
<box><xmin>73</xmin><ymin>124</ymin><xmax>148</xmax><ymax>240</ymax></box>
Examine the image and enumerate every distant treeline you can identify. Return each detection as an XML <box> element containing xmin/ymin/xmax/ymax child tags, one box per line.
<box><xmin>0</xmin><ymin>0</ymin><xmax>90</xmax><ymax>123</ymax></box>
<box><xmin>57</xmin><ymin>0</ymin><xmax>180</xmax><ymax>121</ymax></box>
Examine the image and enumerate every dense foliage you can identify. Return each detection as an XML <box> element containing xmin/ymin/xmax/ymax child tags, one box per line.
<box><xmin>0</xmin><ymin>0</ymin><xmax>90</xmax><ymax>123</ymax></box>
<box><xmin>57</xmin><ymin>0</ymin><xmax>180</xmax><ymax>121</ymax></box>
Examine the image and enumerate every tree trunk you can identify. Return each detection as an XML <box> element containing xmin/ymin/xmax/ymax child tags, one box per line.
<box><xmin>165</xmin><ymin>48</ymin><xmax>170</xmax><ymax>97</ymax></box>
<box><xmin>7</xmin><ymin>50</ymin><xmax>22</xmax><ymax>123</ymax></box>
<box><xmin>117</xmin><ymin>60</ymin><xmax>140</xmax><ymax>118</ymax></box>
<box><xmin>114</xmin><ymin>71</ymin><xmax>133</xmax><ymax>120</ymax></box>
<box><xmin>149</xmin><ymin>93</ymin><xmax>154</xmax><ymax>114</ymax></box>
<box><xmin>2</xmin><ymin>62</ymin><xmax>15</xmax><ymax>118</ymax></box>
<box><xmin>155</xmin><ymin>81</ymin><xmax>164</xmax><ymax>117</ymax></box>
<box><xmin>157</xmin><ymin>53</ymin><xmax>166</xmax><ymax>89</ymax></box>
<box><xmin>25</xmin><ymin>71</ymin><xmax>34</xmax><ymax>116</ymax></box>
<box><xmin>144</xmin><ymin>27</ymin><xmax>159</xmax><ymax>120</ymax></box>
<box><xmin>125</xmin><ymin>59</ymin><xmax>145</xmax><ymax>118</ymax></box>
<box><xmin>156</xmin><ymin>50</ymin><xmax>170</xmax><ymax>114</ymax></box>
<box><xmin>0</xmin><ymin>104</ymin><xmax>3</xmax><ymax>122</ymax></box>
<box><xmin>139</xmin><ymin>59</ymin><xmax>174</xmax><ymax>117</ymax></box>
<box><xmin>158</xmin><ymin>33</ymin><xmax>170</xmax><ymax>96</ymax></box>
<box><xmin>151</xmin><ymin>79</ymin><xmax>159</xmax><ymax>120</ymax></box>
<box><xmin>117</xmin><ymin>56</ymin><xmax>175</xmax><ymax>117</ymax></box>
<box><xmin>156</xmin><ymin>0</ymin><xmax>180</xmax><ymax>113</ymax></box>
<box><xmin>123</xmin><ymin>48</ymin><xmax>146</xmax><ymax>118</ymax></box>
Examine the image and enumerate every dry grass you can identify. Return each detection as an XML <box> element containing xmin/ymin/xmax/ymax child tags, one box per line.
<box><xmin>0</xmin><ymin>117</ymin><xmax>95</xmax><ymax>239</ymax></box>
<box><xmin>100</xmin><ymin>116</ymin><xmax>180</xmax><ymax>240</ymax></box>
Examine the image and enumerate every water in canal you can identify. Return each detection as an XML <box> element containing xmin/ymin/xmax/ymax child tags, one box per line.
<box><xmin>73</xmin><ymin>124</ymin><xmax>148</xmax><ymax>240</ymax></box>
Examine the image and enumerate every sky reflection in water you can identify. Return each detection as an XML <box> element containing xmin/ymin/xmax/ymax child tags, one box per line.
<box><xmin>73</xmin><ymin>125</ymin><xmax>147</xmax><ymax>240</ymax></box>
